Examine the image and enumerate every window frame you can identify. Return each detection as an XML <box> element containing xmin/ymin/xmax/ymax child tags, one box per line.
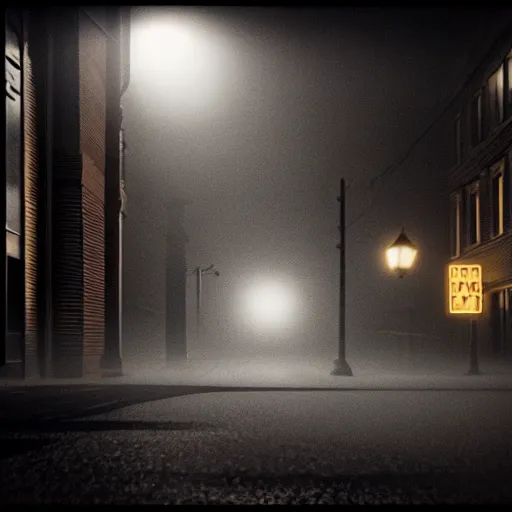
<box><xmin>507</xmin><ymin>49</ymin><xmax>512</xmax><ymax>110</ymax></box>
<box><xmin>450</xmin><ymin>191</ymin><xmax>462</xmax><ymax>258</ymax></box>
<box><xmin>470</xmin><ymin>90</ymin><xmax>483</xmax><ymax>148</ymax></box>
<box><xmin>487</xmin><ymin>63</ymin><xmax>505</xmax><ymax>131</ymax></box>
<box><xmin>490</xmin><ymin>159</ymin><xmax>505</xmax><ymax>239</ymax></box>
<box><xmin>455</xmin><ymin>114</ymin><xmax>462</xmax><ymax>165</ymax></box>
<box><xmin>466</xmin><ymin>181</ymin><xmax>481</xmax><ymax>247</ymax></box>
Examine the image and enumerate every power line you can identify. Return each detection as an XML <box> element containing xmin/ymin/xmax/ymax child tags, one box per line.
<box><xmin>345</xmin><ymin>16</ymin><xmax>512</xmax><ymax>230</ymax></box>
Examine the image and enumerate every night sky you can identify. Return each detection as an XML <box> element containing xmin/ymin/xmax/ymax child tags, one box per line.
<box><xmin>122</xmin><ymin>7</ymin><xmax>511</xmax><ymax>361</ymax></box>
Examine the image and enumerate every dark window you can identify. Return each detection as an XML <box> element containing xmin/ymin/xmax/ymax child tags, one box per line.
<box><xmin>450</xmin><ymin>193</ymin><xmax>461</xmax><ymax>257</ymax></box>
<box><xmin>470</xmin><ymin>92</ymin><xmax>482</xmax><ymax>147</ymax></box>
<box><xmin>490</xmin><ymin>161</ymin><xmax>505</xmax><ymax>237</ymax></box>
<box><xmin>467</xmin><ymin>184</ymin><xmax>480</xmax><ymax>246</ymax></box>
<box><xmin>487</xmin><ymin>65</ymin><xmax>504</xmax><ymax>131</ymax></box>
<box><xmin>508</xmin><ymin>51</ymin><xmax>512</xmax><ymax>108</ymax></box>
<box><xmin>455</xmin><ymin>116</ymin><xmax>462</xmax><ymax>165</ymax></box>
<box><xmin>5</xmin><ymin>23</ymin><xmax>22</xmax><ymax>235</ymax></box>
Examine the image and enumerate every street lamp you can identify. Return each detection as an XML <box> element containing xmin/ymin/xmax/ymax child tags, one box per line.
<box><xmin>386</xmin><ymin>228</ymin><xmax>418</xmax><ymax>279</ymax></box>
<box><xmin>187</xmin><ymin>264</ymin><xmax>220</xmax><ymax>344</ymax></box>
<box><xmin>385</xmin><ymin>228</ymin><xmax>418</xmax><ymax>366</ymax></box>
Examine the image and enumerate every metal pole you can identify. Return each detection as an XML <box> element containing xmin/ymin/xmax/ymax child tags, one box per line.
<box><xmin>196</xmin><ymin>267</ymin><xmax>202</xmax><ymax>342</ymax></box>
<box><xmin>119</xmin><ymin>210</ymin><xmax>123</xmax><ymax>359</ymax></box>
<box><xmin>408</xmin><ymin>306</ymin><xmax>413</xmax><ymax>366</ymax></box>
<box><xmin>332</xmin><ymin>178</ymin><xmax>353</xmax><ymax>376</ymax></box>
<box><xmin>467</xmin><ymin>317</ymin><xmax>480</xmax><ymax>375</ymax></box>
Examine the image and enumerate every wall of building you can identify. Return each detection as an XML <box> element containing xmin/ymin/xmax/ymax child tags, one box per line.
<box><xmin>1</xmin><ymin>7</ymin><xmax>127</xmax><ymax>379</ymax></box>
<box><xmin>447</xmin><ymin>24</ymin><xmax>512</xmax><ymax>360</ymax></box>
<box><xmin>79</xmin><ymin>11</ymin><xmax>107</xmax><ymax>376</ymax></box>
<box><xmin>23</xmin><ymin>13</ymin><xmax>41</xmax><ymax>378</ymax></box>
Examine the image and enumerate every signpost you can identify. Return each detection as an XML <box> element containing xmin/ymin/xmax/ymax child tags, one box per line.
<box><xmin>447</xmin><ymin>264</ymin><xmax>483</xmax><ymax>375</ymax></box>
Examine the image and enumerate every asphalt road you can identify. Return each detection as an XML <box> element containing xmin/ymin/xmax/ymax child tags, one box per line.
<box><xmin>1</xmin><ymin>386</ymin><xmax>512</xmax><ymax>504</ymax></box>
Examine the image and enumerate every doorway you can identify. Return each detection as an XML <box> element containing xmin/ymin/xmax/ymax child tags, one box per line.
<box><xmin>490</xmin><ymin>288</ymin><xmax>511</xmax><ymax>359</ymax></box>
<box><xmin>6</xmin><ymin>256</ymin><xmax>23</xmax><ymax>363</ymax></box>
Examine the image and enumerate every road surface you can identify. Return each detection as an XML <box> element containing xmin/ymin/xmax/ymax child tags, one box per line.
<box><xmin>0</xmin><ymin>386</ymin><xmax>511</xmax><ymax>504</ymax></box>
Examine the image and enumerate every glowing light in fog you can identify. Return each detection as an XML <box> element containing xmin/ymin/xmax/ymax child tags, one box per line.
<box><xmin>385</xmin><ymin>229</ymin><xmax>418</xmax><ymax>278</ymax></box>
<box><xmin>132</xmin><ymin>21</ymin><xmax>197</xmax><ymax>79</ymax></box>
<box><xmin>130</xmin><ymin>13</ymin><xmax>226</xmax><ymax>111</ymax></box>
<box><xmin>244</xmin><ymin>279</ymin><xmax>298</xmax><ymax>332</ymax></box>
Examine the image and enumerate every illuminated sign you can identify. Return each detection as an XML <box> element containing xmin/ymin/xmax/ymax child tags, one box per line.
<box><xmin>448</xmin><ymin>264</ymin><xmax>483</xmax><ymax>314</ymax></box>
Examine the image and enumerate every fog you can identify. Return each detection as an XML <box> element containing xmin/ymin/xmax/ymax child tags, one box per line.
<box><xmin>121</xmin><ymin>7</ymin><xmax>510</xmax><ymax>366</ymax></box>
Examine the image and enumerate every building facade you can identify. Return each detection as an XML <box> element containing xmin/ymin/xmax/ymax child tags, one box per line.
<box><xmin>2</xmin><ymin>7</ymin><xmax>130</xmax><ymax>378</ymax></box>
<box><xmin>448</xmin><ymin>25</ymin><xmax>512</xmax><ymax>360</ymax></box>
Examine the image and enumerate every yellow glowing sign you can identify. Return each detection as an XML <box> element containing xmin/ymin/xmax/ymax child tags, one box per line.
<box><xmin>448</xmin><ymin>264</ymin><xmax>483</xmax><ymax>314</ymax></box>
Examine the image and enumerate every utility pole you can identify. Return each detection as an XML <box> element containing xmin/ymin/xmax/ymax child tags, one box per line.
<box><xmin>196</xmin><ymin>266</ymin><xmax>202</xmax><ymax>337</ymax></box>
<box><xmin>187</xmin><ymin>264</ymin><xmax>219</xmax><ymax>344</ymax></box>
<box><xmin>332</xmin><ymin>178</ymin><xmax>353</xmax><ymax>376</ymax></box>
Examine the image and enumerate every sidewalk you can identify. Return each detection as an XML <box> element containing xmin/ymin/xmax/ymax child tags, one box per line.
<box><xmin>118</xmin><ymin>357</ymin><xmax>512</xmax><ymax>389</ymax></box>
<box><xmin>4</xmin><ymin>356</ymin><xmax>512</xmax><ymax>390</ymax></box>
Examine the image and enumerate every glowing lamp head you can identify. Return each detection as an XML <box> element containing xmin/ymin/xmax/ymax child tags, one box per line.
<box><xmin>386</xmin><ymin>229</ymin><xmax>418</xmax><ymax>278</ymax></box>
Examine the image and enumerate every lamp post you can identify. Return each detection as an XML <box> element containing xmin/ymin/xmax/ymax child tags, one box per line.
<box><xmin>386</xmin><ymin>228</ymin><xmax>418</xmax><ymax>364</ymax></box>
<box><xmin>187</xmin><ymin>264</ymin><xmax>219</xmax><ymax>344</ymax></box>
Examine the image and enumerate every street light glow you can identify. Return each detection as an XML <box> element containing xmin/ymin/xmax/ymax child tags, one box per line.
<box><xmin>386</xmin><ymin>245</ymin><xmax>417</xmax><ymax>271</ymax></box>
<box><xmin>132</xmin><ymin>20</ymin><xmax>197</xmax><ymax>82</ymax></box>
<box><xmin>131</xmin><ymin>11</ymin><xmax>227</xmax><ymax>112</ymax></box>
<box><xmin>386</xmin><ymin>229</ymin><xmax>418</xmax><ymax>278</ymax></box>
<box><xmin>243</xmin><ymin>278</ymin><xmax>298</xmax><ymax>333</ymax></box>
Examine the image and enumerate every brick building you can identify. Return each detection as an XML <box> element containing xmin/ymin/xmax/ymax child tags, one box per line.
<box><xmin>448</xmin><ymin>24</ymin><xmax>512</xmax><ymax>360</ymax></box>
<box><xmin>2</xmin><ymin>7</ymin><xmax>130</xmax><ymax>378</ymax></box>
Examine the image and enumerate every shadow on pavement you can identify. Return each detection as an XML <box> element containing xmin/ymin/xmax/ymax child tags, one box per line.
<box><xmin>0</xmin><ymin>438</ymin><xmax>57</xmax><ymax>461</ymax></box>
<box><xmin>3</xmin><ymin>384</ymin><xmax>512</xmax><ymax>424</ymax></box>
<box><xmin>0</xmin><ymin>419</ymin><xmax>218</xmax><ymax>434</ymax></box>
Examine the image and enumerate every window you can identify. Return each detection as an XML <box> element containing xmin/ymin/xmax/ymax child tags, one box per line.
<box><xmin>455</xmin><ymin>115</ymin><xmax>462</xmax><ymax>165</ymax></box>
<box><xmin>466</xmin><ymin>182</ymin><xmax>480</xmax><ymax>246</ymax></box>
<box><xmin>450</xmin><ymin>192</ymin><xmax>462</xmax><ymax>257</ymax></box>
<box><xmin>490</xmin><ymin>159</ymin><xmax>505</xmax><ymax>237</ymax></box>
<box><xmin>508</xmin><ymin>50</ymin><xmax>512</xmax><ymax>108</ymax></box>
<box><xmin>487</xmin><ymin>64</ymin><xmax>504</xmax><ymax>130</ymax></box>
<box><xmin>470</xmin><ymin>91</ymin><xmax>482</xmax><ymax>147</ymax></box>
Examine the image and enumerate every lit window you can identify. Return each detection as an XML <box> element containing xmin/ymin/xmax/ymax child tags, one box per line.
<box><xmin>450</xmin><ymin>192</ymin><xmax>461</xmax><ymax>257</ymax></box>
<box><xmin>455</xmin><ymin>115</ymin><xmax>462</xmax><ymax>165</ymax></box>
<box><xmin>470</xmin><ymin>91</ymin><xmax>482</xmax><ymax>147</ymax></box>
<box><xmin>490</xmin><ymin>159</ymin><xmax>505</xmax><ymax>238</ymax></box>
<box><xmin>487</xmin><ymin>64</ymin><xmax>504</xmax><ymax>130</ymax></box>
<box><xmin>467</xmin><ymin>182</ymin><xmax>480</xmax><ymax>246</ymax></box>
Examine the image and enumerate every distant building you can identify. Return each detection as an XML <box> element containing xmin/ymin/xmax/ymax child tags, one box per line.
<box><xmin>448</xmin><ymin>26</ymin><xmax>512</xmax><ymax>360</ymax></box>
<box><xmin>2</xmin><ymin>7</ymin><xmax>130</xmax><ymax>378</ymax></box>
<box><xmin>120</xmin><ymin>147</ymin><xmax>190</xmax><ymax>365</ymax></box>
